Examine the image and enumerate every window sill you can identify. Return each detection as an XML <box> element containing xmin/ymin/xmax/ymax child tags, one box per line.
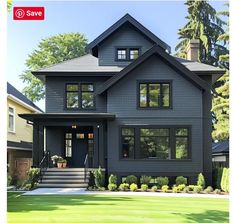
<box><xmin>137</xmin><ymin>106</ymin><xmax>172</xmax><ymax>110</ymax></box>
<box><xmin>8</xmin><ymin>130</ymin><xmax>16</xmax><ymax>134</ymax></box>
<box><xmin>119</xmin><ymin>158</ymin><xmax>192</xmax><ymax>162</ymax></box>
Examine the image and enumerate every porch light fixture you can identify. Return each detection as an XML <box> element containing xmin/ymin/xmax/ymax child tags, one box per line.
<box><xmin>72</xmin><ymin>125</ymin><xmax>77</xmax><ymax>129</ymax></box>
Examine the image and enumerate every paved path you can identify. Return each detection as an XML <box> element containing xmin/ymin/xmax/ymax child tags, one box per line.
<box><xmin>23</xmin><ymin>188</ymin><xmax>229</xmax><ymax>199</ymax></box>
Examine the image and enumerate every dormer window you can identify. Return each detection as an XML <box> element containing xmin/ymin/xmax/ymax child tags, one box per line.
<box><xmin>117</xmin><ymin>49</ymin><xmax>127</xmax><ymax>60</ymax></box>
<box><xmin>116</xmin><ymin>47</ymin><xmax>140</xmax><ymax>61</ymax></box>
<box><xmin>130</xmin><ymin>49</ymin><xmax>139</xmax><ymax>60</ymax></box>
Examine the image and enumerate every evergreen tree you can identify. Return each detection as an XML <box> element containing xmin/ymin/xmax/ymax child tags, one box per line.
<box><xmin>175</xmin><ymin>0</ymin><xmax>226</xmax><ymax>66</ymax></box>
<box><xmin>212</xmin><ymin>3</ymin><xmax>229</xmax><ymax>141</ymax></box>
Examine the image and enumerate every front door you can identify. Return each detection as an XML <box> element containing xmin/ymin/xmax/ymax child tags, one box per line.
<box><xmin>71</xmin><ymin>133</ymin><xmax>87</xmax><ymax>168</ymax></box>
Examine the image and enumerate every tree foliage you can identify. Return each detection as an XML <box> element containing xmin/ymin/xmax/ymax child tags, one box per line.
<box><xmin>212</xmin><ymin>3</ymin><xmax>229</xmax><ymax>141</ymax></box>
<box><xmin>20</xmin><ymin>33</ymin><xmax>88</xmax><ymax>102</ymax></box>
<box><xmin>175</xmin><ymin>0</ymin><xmax>226</xmax><ymax>66</ymax></box>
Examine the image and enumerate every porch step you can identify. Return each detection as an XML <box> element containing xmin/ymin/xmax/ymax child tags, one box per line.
<box><xmin>45</xmin><ymin>168</ymin><xmax>86</xmax><ymax>172</ymax></box>
<box><xmin>38</xmin><ymin>168</ymin><xmax>90</xmax><ymax>188</ymax></box>
<box><xmin>37</xmin><ymin>183</ymin><xmax>88</xmax><ymax>188</ymax></box>
<box><xmin>43</xmin><ymin>175</ymin><xmax>86</xmax><ymax>179</ymax></box>
<box><xmin>42</xmin><ymin>179</ymin><xmax>89</xmax><ymax>184</ymax></box>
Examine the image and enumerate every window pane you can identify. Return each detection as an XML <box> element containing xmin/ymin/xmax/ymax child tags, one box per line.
<box><xmin>67</xmin><ymin>84</ymin><xmax>78</xmax><ymax>91</ymax></box>
<box><xmin>139</xmin><ymin>84</ymin><xmax>147</xmax><ymax>107</ymax></box>
<box><xmin>9</xmin><ymin>115</ymin><xmax>14</xmax><ymax>131</ymax></box>
<box><xmin>140</xmin><ymin>136</ymin><xmax>169</xmax><ymax>159</ymax></box>
<box><xmin>157</xmin><ymin>137</ymin><xmax>169</xmax><ymax>159</ymax></box>
<box><xmin>149</xmin><ymin>84</ymin><xmax>160</xmax><ymax>107</ymax></box>
<box><xmin>122</xmin><ymin>136</ymin><xmax>134</xmax><ymax>158</ymax></box>
<box><xmin>66</xmin><ymin>146</ymin><xmax>72</xmax><ymax>157</ymax></box>
<box><xmin>130</xmin><ymin>49</ymin><xmax>139</xmax><ymax>60</ymax></box>
<box><xmin>176</xmin><ymin>128</ymin><xmax>188</xmax><ymax>136</ymax></box>
<box><xmin>67</xmin><ymin>92</ymin><xmax>79</xmax><ymax>108</ymax></box>
<box><xmin>66</xmin><ymin>133</ymin><xmax>72</xmax><ymax>139</ymax></box>
<box><xmin>88</xmin><ymin>133</ymin><xmax>94</xmax><ymax>139</ymax></box>
<box><xmin>76</xmin><ymin>133</ymin><xmax>85</xmax><ymax>139</ymax></box>
<box><xmin>122</xmin><ymin>128</ymin><xmax>134</xmax><ymax>136</ymax></box>
<box><xmin>9</xmin><ymin>107</ymin><xmax>14</xmax><ymax>114</ymax></box>
<box><xmin>117</xmin><ymin>49</ymin><xmax>127</xmax><ymax>60</ymax></box>
<box><xmin>162</xmin><ymin>84</ymin><xmax>170</xmax><ymax>107</ymax></box>
<box><xmin>82</xmin><ymin>84</ymin><xmax>93</xmax><ymax>92</ymax></box>
<box><xmin>176</xmin><ymin>137</ymin><xmax>188</xmax><ymax>159</ymax></box>
<box><xmin>82</xmin><ymin>92</ymin><xmax>94</xmax><ymax>108</ymax></box>
<box><xmin>140</xmin><ymin>136</ymin><xmax>157</xmax><ymax>158</ymax></box>
<box><xmin>140</xmin><ymin>128</ymin><xmax>169</xmax><ymax>136</ymax></box>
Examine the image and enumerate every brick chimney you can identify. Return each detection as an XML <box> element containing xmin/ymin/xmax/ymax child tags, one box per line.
<box><xmin>186</xmin><ymin>39</ymin><xmax>200</xmax><ymax>61</ymax></box>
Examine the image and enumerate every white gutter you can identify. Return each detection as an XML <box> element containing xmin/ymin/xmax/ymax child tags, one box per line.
<box><xmin>7</xmin><ymin>94</ymin><xmax>43</xmax><ymax>113</ymax></box>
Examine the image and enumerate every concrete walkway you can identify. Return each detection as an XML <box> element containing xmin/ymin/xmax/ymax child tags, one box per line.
<box><xmin>23</xmin><ymin>188</ymin><xmax>229</xmax><ymax>199</ymax></box>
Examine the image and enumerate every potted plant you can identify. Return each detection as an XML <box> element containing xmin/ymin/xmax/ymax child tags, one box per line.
<box><xmin>51</xmin><ymin>155</ymin><xmax>62</xmax><ymax>167</ymax></box>
<box><xmin>57</xmin><ymin>157</ymin><xmax>64</xmax><ymax>168</ymax></box>
<box><xmin>62</xmin><ymin>159</ymin><xmax>67</xmax><ymax>168</ymax></box>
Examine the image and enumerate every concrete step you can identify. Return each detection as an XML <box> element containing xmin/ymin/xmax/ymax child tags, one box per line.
<box><xmin>42</xmin><ymin>179</ymin><xmax>89</xmax><ymax>184</ymax></box>
<box><xmin>45</xmin><ymin>168</ymin><xmax>85</xmax><ymax>172</ymax></box>
<box><xmin>37</xmin><ymin>183</ymin><xmax>88</xmax><ymax>188</ymax></box>
<box><xmin>43</xmin><ymin>172</ymin><xmax>89</xmax><ymax>177</ymax></box>
<box><xmin>42</xmin><ymin>175</ymin><xmax>86</xmax><ymax>179</ymax></box>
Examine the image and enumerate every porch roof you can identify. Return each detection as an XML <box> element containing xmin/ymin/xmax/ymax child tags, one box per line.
<box><xmin>19</xmin><ymin>113</ymin><xmax>116</xmax><ymax>122</ymax></box>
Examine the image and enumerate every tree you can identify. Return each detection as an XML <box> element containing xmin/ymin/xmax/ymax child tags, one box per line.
<box><xmin>212</xmin><ymin>3</ymin><xmax>229</xmax><ymax>140</ymax></box>
<box><xmin>175</xmin><ymin>0</ymin><xmax>226</xmax><ymax>66</ymax></box>
<box><xmin>7</xmin><ymin>0</ymin><xmax>12</xmax><ymax>12</ymax></box>
<box><xmin>20</xmin><ymin>33</ymin><xmax>88</xmax><ymax>101</ymax></box>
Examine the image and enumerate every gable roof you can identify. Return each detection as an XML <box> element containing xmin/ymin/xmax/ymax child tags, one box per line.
<box><xmin>7</xmin><ymin>82</ymin><xmax>43</xmax><ymax>112</ymax></box>
<box><xmin>87</xmin><ymin>13</ymin><xmax>171</xmax><ymax>56</ymax></box>
<box><xmin>96</xmin><ymin>45</ymin><xmax>210</xmax><ymax>94</ymax></box>
<box><xmin>212</xmin><ymin>140</ymin><xmax>229</xmax><ymax>155</ymax></box>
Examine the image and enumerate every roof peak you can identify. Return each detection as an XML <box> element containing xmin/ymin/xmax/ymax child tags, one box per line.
<box><xmin>87</xmin><ymin>14</ymin><xmax>171</xmax><ymax>56</ymax></box>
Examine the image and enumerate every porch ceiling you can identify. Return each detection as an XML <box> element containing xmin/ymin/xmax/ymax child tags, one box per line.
<box><xmin>18</xmin><ymin>113</ymin><xmax>116</xmax><ymax>122</ymax></box>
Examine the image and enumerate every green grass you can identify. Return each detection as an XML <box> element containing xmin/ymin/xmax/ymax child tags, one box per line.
<box><xmin>7</xmin><ymin>192</ymin><xmax>229</xmax><ymax>223</ymax></box>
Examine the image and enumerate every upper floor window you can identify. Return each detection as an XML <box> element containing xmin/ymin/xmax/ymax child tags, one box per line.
<box><xmin>130</xmin><ymin>49</ymin><xmax>139</xmax><ymax>60</ymax></box>
<box><xmin>8</xmin><ymin>106</ymin><xmax>15</xmax><ymax>133</ymax></box>
<box><xmin>116</xmin><ymin>47</ymin><xmax>140</xmax><ymax>61</ymax></box>
<box><xmin>66</xmin><ymin>83</ymin><xmax>94</xmax><ymax>109</ymax></box>
<box><xmin>139</xmin><ymin>82</ymin><xmax>171</xmax><ymax>108</ymax></box>
<box><xmin>117</xmin><ymin>49</ymin><xmax>127</xmax><ymax>60</ymax></box>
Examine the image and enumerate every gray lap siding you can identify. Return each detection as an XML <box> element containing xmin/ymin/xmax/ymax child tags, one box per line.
<box><xmin>106</xmin><ymin>54</ymin><xmax>205</xmax><ymax>182</ymax></box>
<box><xmin>46</xmin><ymin>76</ymin><xmax>108</xmax><ymax>113</ymax></box>
<box><xmin>98</xmin><ymin>23</ymin><xmax>153</xmax><ymax>66</ymax></box>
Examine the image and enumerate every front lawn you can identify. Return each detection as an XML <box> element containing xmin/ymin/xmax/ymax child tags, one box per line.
<box><xmin>7</xmin><ymin>192</ymin><xmax>229</xmax><ymax>223</ymax></box>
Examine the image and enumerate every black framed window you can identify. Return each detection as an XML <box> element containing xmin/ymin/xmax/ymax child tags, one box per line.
<box><xmin>130</xmin><ymin>49</ymin><xmax>140</xmax><ymax>60</ymax></box>
<box><xmin>117</xmin><ymin>48</ymin><xmax>140</xmax><ymax>61</ymax></box>
<box><xmin>66</xmin><ymin>84</ymin><xmax>79</xmax><ymax>108</ymax></box>
<box><xmin>120</xmin><ymin>126</ymin><xmax>190</xmax><ymax>160</ymax></box>
<box><xmin>140</xmin><ymin>128</ymin><xmax>170</xmax><ymax>159</ymax></box>
<box><xmin>81</xmin><ymin>84</ymin><xmax>94</xmax><ymax>109</ymax></box>
<box><xmin>117</xmin><ymin>49</ymin><xmax>127</xmax><ymax>60</ymax></box>
<box><xmin>121</xmin><ymin>128</ymin><xmax>135</xmax><ymax>158</ymax></box>
<box><xmin>66</xmin><ymin>83</ymin><xmax>94</xmax><ymax>109</ymax></box>
<box><xmin>139</xmin><ymin>82</ymin><xmax>171</xmax><ymax>108</ymax></box>
<box><xmin>65</xmin><ymin>133</ymin><xmax>72</xmax><ymax>157</ymax></box>
<box><xmin>175</xmin><ymin>128</ymin><xmax>189</xmax><ymax>159</ymax></box>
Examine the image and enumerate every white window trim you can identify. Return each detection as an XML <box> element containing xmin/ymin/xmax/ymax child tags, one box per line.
<box><xmin>8</xmin><ymin>105</ymin><xmax>16</xmax><ymax>133</ymax></box>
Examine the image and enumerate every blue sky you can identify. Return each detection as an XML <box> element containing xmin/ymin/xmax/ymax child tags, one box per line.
<box><xmin>7</xmin><ymin>0</ymin><xmax>226</xmax><ymax>110</ymax></box>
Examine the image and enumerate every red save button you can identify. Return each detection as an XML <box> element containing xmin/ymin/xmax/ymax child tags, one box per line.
<box><xmin>13</xmin><ymin>7</ymin><xmax>45</xmax><ymax>20</ymax></box>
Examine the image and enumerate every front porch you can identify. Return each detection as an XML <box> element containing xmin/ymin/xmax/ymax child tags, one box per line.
<box><xmin>19</xmin><ymin>113</ymin><xmax>115</xmax><ymax>170</ymax></box>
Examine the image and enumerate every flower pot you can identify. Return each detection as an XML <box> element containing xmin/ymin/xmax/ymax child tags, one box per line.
<box><xmin>57</xmin><ymin>162</ymin><xmax>63</xmax><ymax>168</ymax></box>
<box><xmin>62</xmin><ymin>162</ymin><xmax>67</xmax><ymax>168</ymax></box>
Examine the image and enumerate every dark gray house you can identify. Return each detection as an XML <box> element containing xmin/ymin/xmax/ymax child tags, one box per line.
<box><xmin>20</xmin><ymin>14</ymin><xmax>225</xmax><ymax>187</ymax></box>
